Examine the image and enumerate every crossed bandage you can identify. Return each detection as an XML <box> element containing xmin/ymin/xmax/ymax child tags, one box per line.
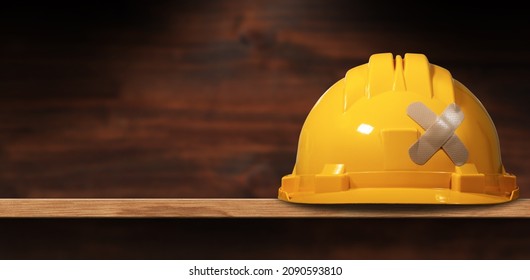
<box><xmin>407</xmin><ymin>102</ymin><xmax>468</xmax><ymax>166</ymax></box>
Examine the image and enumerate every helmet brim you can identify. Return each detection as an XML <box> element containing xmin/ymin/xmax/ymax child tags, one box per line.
<box><xmin>278</xmin><ymin>187</ymin><xmax>519</xmax><ymax>205</ymax></box>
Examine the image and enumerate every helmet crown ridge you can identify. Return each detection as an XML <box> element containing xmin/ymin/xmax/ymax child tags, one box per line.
<box><xmin>343</xmin><ymin>53</ymin><xmax>455</xmax><ymax>112</ymax></box>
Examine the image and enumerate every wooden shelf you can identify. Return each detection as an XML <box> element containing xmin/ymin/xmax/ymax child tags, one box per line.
<box><xmin>0</xmin><ymin>198</ymin><xmax>528</xmax><ymax>218</ymax></box>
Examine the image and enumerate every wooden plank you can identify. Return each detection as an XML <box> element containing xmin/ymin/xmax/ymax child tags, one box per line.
<box><xmin>0</xmin><ymin>198</ymin><xmax>528</xmax><ymax>218</ymax></box>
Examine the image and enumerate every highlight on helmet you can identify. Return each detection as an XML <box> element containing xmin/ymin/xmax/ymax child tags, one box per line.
<box><xmin>278</xmin><ymin>53</ymin><xmax>519</xmax><ymax>204</ymax></box>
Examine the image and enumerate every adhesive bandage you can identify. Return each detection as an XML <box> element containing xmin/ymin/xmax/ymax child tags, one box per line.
<box><xmin>407</xmin><ymin>102</ymin><xmax>468</xmax><ymax>166</ymax></box>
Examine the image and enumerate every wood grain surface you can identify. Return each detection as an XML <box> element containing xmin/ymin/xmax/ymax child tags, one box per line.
<box><xmin>0</xmin><ymin>198</ymin><xmax>528</xmax><ymax>218</ymax></box>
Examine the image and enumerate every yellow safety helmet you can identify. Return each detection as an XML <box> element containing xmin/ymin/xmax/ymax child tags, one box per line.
<box><xmin>278</xmin><ymin>53</ymin><xmax>519</xmax><ymax>204</ymax></box>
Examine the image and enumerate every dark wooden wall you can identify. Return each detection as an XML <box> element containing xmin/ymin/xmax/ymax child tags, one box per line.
<box><xmin>0</xmin><ymin>0</ymin><xmax>529</xmax><ymax>259</ymax></box>
<box><xmin>1</xmin><ymin>218</ymin><xmax>529</xmax><ymax>260</ymax></box>
<box><xmin>1</xmin><ymin>0</ymin><xmax>528</xmax><ymax>199</ymax></box>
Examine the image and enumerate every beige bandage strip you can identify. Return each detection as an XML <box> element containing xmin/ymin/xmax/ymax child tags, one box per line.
<box><xmin>407</xmin><ymin>102</ymin><xmax>468</xmax><ymax>166</ymax></box>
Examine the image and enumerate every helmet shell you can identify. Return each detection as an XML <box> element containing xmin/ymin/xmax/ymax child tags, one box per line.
<box><xmin>278</xmin><ymin>53</ymin><xmax>518</xmax><ymax>204</ymax></box>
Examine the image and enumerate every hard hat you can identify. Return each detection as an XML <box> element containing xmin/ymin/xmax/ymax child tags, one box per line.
<box><xmin>278</xmin><ymin>53</ymin><xmax>519</xmax><ymax>204</ymax></box>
